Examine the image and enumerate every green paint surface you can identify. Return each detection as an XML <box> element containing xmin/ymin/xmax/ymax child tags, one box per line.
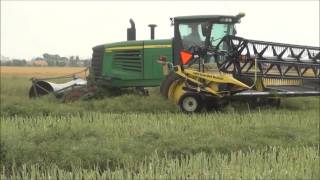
<box><xmin>101</xmin><ymin>39</ymin><xmax>172</xmax><ymax>87</ymax></box>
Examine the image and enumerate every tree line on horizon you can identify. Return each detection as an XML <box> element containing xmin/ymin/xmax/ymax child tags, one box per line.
<box><xmin>0</xmin><ymin>53</ymin><xmax>91</xmax><ymax>67</ymax></box>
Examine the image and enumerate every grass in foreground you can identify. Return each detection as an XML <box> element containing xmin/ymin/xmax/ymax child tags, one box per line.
<box><xmin>1</xmin><ymin>110</ymin><xmax>319</xmax><ymax>178</ymax></box>
<box><xmin>2</xmin><ymin>146</ymin><xmax>319</xmax><ymax>179</ymax></box>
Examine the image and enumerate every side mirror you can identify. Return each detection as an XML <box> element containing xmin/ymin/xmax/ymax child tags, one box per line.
<box><xmin>235</xmin><ymin>12</ymin><xmax>245</xmax><ymax>23</ymax></box>
<box><xmin>236</xmin><ymin>12</ymin><xmax>245</xmax><ymax>19</ymax></box>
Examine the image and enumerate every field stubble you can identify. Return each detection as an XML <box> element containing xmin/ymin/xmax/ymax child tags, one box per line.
<box><xmin>1</xmin><ymin>66</ymin><xmax>86</xmax><ymax>76</ymax></box>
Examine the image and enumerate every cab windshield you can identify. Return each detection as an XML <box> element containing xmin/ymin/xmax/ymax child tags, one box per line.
<box><xmin>210</xmin><ymin>24</ymin><xmax>234</xmax><ymax>46</ymax></box>
<box><xmin>178</xmin><ymin>22</ymin><xmax>235</xmax><ymax>71</ymax></box>
<box><xmin>178</xmin><ymin>22</ymin><xmax>235</xmax><ymax>49</ymax></box>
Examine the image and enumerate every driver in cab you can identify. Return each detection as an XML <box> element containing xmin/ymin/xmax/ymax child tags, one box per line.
<box><xmin>181</xmin><ymin>23</ymin><xmax>205</xmax><ymax>49</ymax></box>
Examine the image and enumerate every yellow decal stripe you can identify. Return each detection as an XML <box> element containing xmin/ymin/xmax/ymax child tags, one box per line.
<box><xmin>106</xmin><ymin>46</ymin><xmax>143</xmax><ymax>52</ymax></box>
<box><xmin>144</xmin><ymin>45</ymin><xmax>172</xmax><ymax>48</ymax></box>
<box><xmin>105</xmin><ymin>44</ymin><xmax>171</xmax><ymax>52</ymax></box>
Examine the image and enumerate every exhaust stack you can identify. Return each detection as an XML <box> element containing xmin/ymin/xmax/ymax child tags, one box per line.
<box><xmin>127</xmin><ymin>19</ymin><xmax>136</xmax><ymax>41</ymax></box>
<box><xmin>148</xmin><ymin>24</ymin><xmax>157</xmax><ymax>40</ymax></box>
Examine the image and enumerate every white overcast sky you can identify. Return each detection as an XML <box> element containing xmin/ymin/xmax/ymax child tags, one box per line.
<box><xmin>1</xmin><ymin>0</ymin><xmax>319</xmax><ymax>60</ymax></box>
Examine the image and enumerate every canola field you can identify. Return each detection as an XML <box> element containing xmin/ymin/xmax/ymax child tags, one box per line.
<box><xmin>0</xmin><ymin>66</ymin><xmax>319</xmax><ymax>179</ymax></box>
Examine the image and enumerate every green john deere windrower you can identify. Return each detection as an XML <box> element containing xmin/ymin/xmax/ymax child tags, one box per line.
<box><xmin>30</xmin><ymin>13</ymin><xmax>320</xmax><ymax>112</ymax></box>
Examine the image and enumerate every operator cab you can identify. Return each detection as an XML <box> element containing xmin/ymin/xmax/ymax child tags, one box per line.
<box><xmin>172</xmin><ymin>14</ymin><xmax>244</xmax><ymax>69</ymax></box>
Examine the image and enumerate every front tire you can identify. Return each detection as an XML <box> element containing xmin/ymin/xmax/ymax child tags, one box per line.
<box><xmin>178</xmin><ymin>93</ymin><xmax>204</xmax><ymax>113</ymax></box>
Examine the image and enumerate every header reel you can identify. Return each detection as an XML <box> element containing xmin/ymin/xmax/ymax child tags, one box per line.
<box><xmin>160</xmin><ymin>35</ymin><xmax>320</xmax><ymax>113</ymax></box>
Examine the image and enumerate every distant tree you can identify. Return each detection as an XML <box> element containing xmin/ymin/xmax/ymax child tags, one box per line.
<box><xmin>69</xmin><ymin>56</ymin><xmax>80</xmax><ymax>67</ymax></box>
<box><xmin>43</xmin><ymin>53</ymin><xmax>50</xmax><ymax>60</ymax></box>
<box><xmin>61</xmin><ymin>57</ymin><xmax>68</xmax><ymax>61</ymax></box>
<box><xmin>40</xmin><ymin>53</ymin><xmax>85</xmax><ymax>67</ymax></box>
<box><xmin>56</xmin><ymin>60</ymin><xmax>66</xmax><ymax>67</ymax></box>
<box><xmin>11</xmin><ymin>59</ymin><xmax>27</xmax><ymax>66</ymax></box>
<box><xmin>83</xmin><ymin>59</ymin><xmax>91</xmax><ymax>67</ymax></box>
<box><xmin>1</xmin><ymin>61</ymin><xmax>12</xmax><ymax>66</ymax></box>
<box><xmin>46</xmin><ymin>59</ymin><xmax>56</xmax><ymax>66</ymax></box>
<box><xmin>35</xmin><ymin>57</ymin><xmax>43</xmax><ymax>61</ymax></box>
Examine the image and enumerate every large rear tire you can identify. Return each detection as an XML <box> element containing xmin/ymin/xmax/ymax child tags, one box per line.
<box><xmin>160</xmin><ymin>71</ymin><xmax>181</xmax><ymax>99</ymax></box>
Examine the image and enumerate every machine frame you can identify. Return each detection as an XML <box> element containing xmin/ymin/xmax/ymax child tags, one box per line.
<box><xmin>160</xmin><ymin>13</ymin><xmax>320</xmax><ymax>113</ymax></box>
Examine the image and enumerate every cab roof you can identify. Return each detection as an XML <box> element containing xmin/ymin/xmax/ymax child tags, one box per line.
<box><xmin>173</xmin><ymin>14</ymin><xmax>244</xmax><ymax>23</ymax></box>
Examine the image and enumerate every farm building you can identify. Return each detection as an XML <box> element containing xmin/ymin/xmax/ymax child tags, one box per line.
<box><xmin>33</xmin><ymin>59</ymin><xmax>48</xmax><ymax>66</ymax></box>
